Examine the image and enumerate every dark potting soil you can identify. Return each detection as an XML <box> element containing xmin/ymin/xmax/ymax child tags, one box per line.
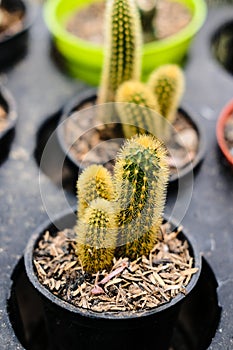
<box><xmin>63</xmin><ymin>101</ymin><xmax>199</xmax><ymax>176</ymax></box>
<box><xmin>66</xmin><ymin>0</ymin><xmax>192</xmax><ymax>45</ymax></box>
<box><xmin>224</xmin><ymin>112</ymin><xmax>233</xmax><ymax>157</ymax></box>
<box><xmin>0</xmin><ymin>6</ymin><xmax>24</xmax><ymax>40</ymax></box>
<box><xmin>33</xmin><ymin>222</ymin><xmax>198</xmax><ymax>314</ymax></box>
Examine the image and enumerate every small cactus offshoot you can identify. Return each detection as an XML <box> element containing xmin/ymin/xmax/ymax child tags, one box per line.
<box><xmin>97</xmin><ymin>0</ymin><xmax>142</xmax><ymax>104</ymax></box>
<box><xmin>76</xmin><ymin>198</ymin><xmax>117</xmax><ymax>274</ymax></box>
<box><xmin>147</xmin><ymin>64</ymin><xmax>185</xmax><ymax>125</ymax></box>
<box><xmin>116</xmin><ymin>80</ymin><xmax>159</xmax><ymax>138</ymax></box>
<box><xmin>76</xmin><ymin>135</ymin><xmax>169</xmax><ymax>272</ymax></box>
<box><xmin>77</xmin><ymin>165</ymin><xmax>115</xmax><ymax>218</ymax></box>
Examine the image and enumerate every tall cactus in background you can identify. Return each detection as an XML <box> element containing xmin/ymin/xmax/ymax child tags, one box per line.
<box><xmin>114</xmin><ymin>134</ymin><xmax>169</xmax><ymax>259</ymax></box>
<box><xmin>77</xmin><ymin>165</ymin><xmax>115</xmax><ymax>218</ymax></box>
<box><xmin>115</xmin><ymin>80</ymin><xmax>160</xmax><ymax>138</ymax></box>
<box><xmin>148</xmin><ymin>64</ymin><xmax>185</xmax><ymax>126</ymax></box>
<box><xmin>76</xmin><ymin>198</ymin><xmax>117</xmax><ymax>273</ymax></box>
<box><xmin>97</xmin><ymin>0</ymin><xmax>142</xmax><ymax>104</ymax></box>
<box><xmin>76</xmin><ymin>135</ymin><xmax>169</xmax><ymax>272</ymax></box>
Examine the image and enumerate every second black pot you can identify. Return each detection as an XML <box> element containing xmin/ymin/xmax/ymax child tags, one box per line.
<box><xmin>57</xmin><ymin>89</ymin><xmax>205</xmax><ymax>185</ymax></box>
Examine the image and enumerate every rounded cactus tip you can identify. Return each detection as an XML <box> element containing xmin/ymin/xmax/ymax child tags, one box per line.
<box><xmin>115</xmin><ymin>80</ymin><xmax>161</xmax><ymax>139</ymax></box>
<box><xmin>124</xmin><ymin>133</ymin><xmax>168</xmax><ymax>156</ymax></box>
<box><xmin>77</xmin><ymin>164</ymin><xmax>115</xmax><ymax>218</ymax></box>
<box><xmin>116</xmin><ymin>80</ymin><xmax>158</xmax><ymax>110</ymax></box>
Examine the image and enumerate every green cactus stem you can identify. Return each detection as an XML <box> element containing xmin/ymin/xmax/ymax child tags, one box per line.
<box><xmin>97</xmin><ymin>0</ymin><xmax>142</xmax><ymax>104</ymax></box>
<box><xmin>114</xmin><ymin>134</ymin><xmax>169</xmax><ymax>259</ymax></box>
<box><xmin>116</xmin><ymin>80</ymin><xmax>160</xmax><ymax>138</ymax></box>
<box><xmin>147</xmin><ymin>64</ymin><xmax>185</xmax><ymax>126</ymax></box>
<box><xmin>77</xmin><ymin>164</ymin><xmax>115</xmax><ymax>218</ymax></box>
<box><xmin>76</xmin><ymin>198</ymin><xmax>117</xmax><ymax>274</ymax></box>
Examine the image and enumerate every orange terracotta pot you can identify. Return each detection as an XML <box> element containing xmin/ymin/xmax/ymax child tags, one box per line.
<box><xmin>216</xmin><ymin>99</ymin><xmax>233</xmax><ymax>167</ymax></box>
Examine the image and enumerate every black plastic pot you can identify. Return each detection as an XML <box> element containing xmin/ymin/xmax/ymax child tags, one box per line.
<box><xmin>57</xmin><ymin>89</ymin><xmax>205</xmax><ymax>184</ymax></box>
<box><xmin>24</xmin><ymin>210</ymin><xmax>201</xmax><ymax>350</ymax></box>
<box><xmin>0</xmin><ymin>0</ymin><xmax>32</xmax><ymax>68</ymax></box>
<box><xmin>0</xmin><ymin>85</ymin><xmax>17</xmax><ymax>162</ymax></box>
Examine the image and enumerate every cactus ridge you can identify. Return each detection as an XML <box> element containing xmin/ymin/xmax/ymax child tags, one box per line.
<box><xmin>98</xmin><ymin>0</ymin><xmax>142</xmax><ymax>103</ymax></box>
<box><xmin>77</xmin><ymin>165</ymin><xmax>115</xmax><ymax>218</ymax></box>
<box><xmin>116</xmin><ymin>80</ymin><xmax>159</xmax><ymax>138</ymax></box>
<box><xmin>76</xmin><ymin>198</ymin><xmax>117</xmax><ymax>273</ymax></box>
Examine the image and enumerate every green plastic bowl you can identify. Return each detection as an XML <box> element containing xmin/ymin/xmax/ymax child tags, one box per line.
<box><xmin>44</xmin><ymin>0</ymin><xmax>207</xmax><ymax>86</ymax></box>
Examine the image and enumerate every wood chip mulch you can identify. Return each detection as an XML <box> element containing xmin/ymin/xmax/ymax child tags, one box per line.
<box><xmin>33</xmin><ymin>222</ymin><xmax>198</xmax><ymax>314</ymax></box>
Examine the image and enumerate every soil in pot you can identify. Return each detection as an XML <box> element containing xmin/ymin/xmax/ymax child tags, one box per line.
<box><xmin>0</xmin><ymin>3</ymin><xmax>25</xmax><ymax>41</ymax></box>
<box><xmin>224</xmin><ymin>112</ymin><xmax>233</xmax><ymax>158</ymax></box>
<box><xmin>61</xmin><ymin>97</ymin><xmax>200</xmax><ymax>178</ymax></box>
<box><xmin>33</xmin><ymin>222</ymin><xmax>198</xmax><ymax>314</ymax></box>
<box><xmin>66</xmin><ymin>0</ymin><xmax>192</xmax><ymax>45</ymax></box>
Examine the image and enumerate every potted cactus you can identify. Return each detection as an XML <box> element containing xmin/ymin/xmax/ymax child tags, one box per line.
<box><xmin>25</xmin><ymin>134</ymin><xmax>201</xmax><ymax>350</ymax></box>
<box><xmin>216</xmin><ymin>99</ymin><xmax>233</xmax><ymax>168</ymax></box>
<box><xmin>43</xmin><ymin>0</ymin><xmax>207</xmax><ymax>85</ymax></box>
<box><xmin>0</xmin><ymin>0</ymin><xmax>31</xmax><ymax>68</ymax></box>
<box><xmin>0</xmin><ymin>85</ymin><xmax>17</xmax><ymax>163</ymax></box>
<box><xmin>57</xmin><ymin>0</ymin><xmax>205</xmax><ymax>185</ymax></box>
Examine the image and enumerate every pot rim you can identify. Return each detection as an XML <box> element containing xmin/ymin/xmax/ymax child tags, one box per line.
<box><xmin>57</xmin><ymin>89</ymin><xmax>205</xmax><ymax>184</ymax></box>
<box><xmin>216</xmin><ymin>99</ymin><xmax>233</xmax><ymax>166</ymax></box>
<box><xmin>24</xmin><ymin>208</ymin><xmax>202</xmax><ymax>320</ymax></box>
<box><xmin>43</xmin><ymin>0</ymin><xmax>207</xmax><ymax>54</ymax></box>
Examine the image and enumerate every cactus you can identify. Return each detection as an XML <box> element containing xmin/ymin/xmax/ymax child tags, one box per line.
<box><xmin>76</xmin><ymin>198</ymin><xmax>117</xmax><ymax>274</ymax></box>
<box><xmin>77</xmin><ymin>164</ymin><xmax>115</xmax><ymax>218</ymax></box>
<box><xmin>115</xmin><ymin>80</ymin><xmax>160</xmax><ymax>138</ymax></box>
<box><xmin>97</xmin><ymin>0</ymin><xmax>142</xmax><ymax>104</ymax></box>
<box><xmin>147</xmin><ymin>64</ymin><xmax>185</xmax><ymax>125</ymax></box>
<box><xmin>76</xmin><ymin>135</ymin><xmax>169</xmax><ymax>272</ymax></box>
<box><xmin>114</xmin><ymin>134</ymin><xmax>169</xmax><ymax>259</ymax></box>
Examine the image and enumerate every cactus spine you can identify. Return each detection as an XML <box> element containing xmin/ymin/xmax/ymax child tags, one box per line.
<box><xmin>77</xmin><ymin>165</ymin><xmax>115</xmax><ymax>218</ymax></box>
<box><xmin>97</xmin><ymin>0</ymin><xmax>142</xmax><ymax>104</ymax></box>
<box><xmin>76</xmin><ymin>198</ymin><xmax>117</xmax><ymax>274</ymax></box>
<box><xmin>115</xmin><ymin>80</ymin><xmax>160</xmax><ymax>138</ymax></box>
<box><xmin>147</xmin><ymin>64</ymin><xmax>185</xmax><ymax>125</ymax></box>
<box><xmin>114</xmin><ymin>134</ymin><xmax>169</xmax><ymax>259</ymax></box>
